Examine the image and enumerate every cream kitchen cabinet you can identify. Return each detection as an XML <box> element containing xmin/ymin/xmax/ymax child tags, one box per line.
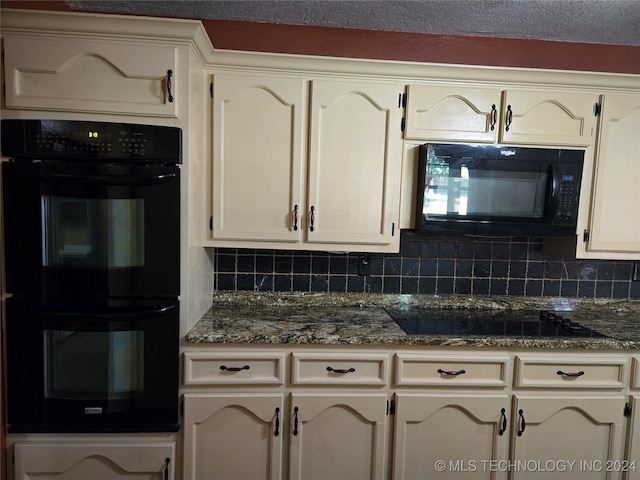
<box><xmin>581</xmin><ymin>93</ymin><xmax>640</xmax><ymax>259</ymax></box>
<box><xmin>404</xmin><ymin>84</ymin><xmax>598</xmax><ymax>147</ymax></box>
<box><xmin>511</xmin><ymin>354</ymin><xmax>629</xmax><ymax>480</ymax></box>
<box><xmin>182</xmin><ymin>349</ymin><xmax>390</xmax><ymax>480</ymax></box>
<box><xmin>510</xmin><ymin>395</ymin><xmax>627</xmax><ymax>480</ymax></box>
<box><xmin>392</xmin><ymin>353</ymin><xmax>510</xmax><ymax>480</ymax></box>
<box><xmin>14</xmin><ymin>441</ymin><xmax>175</xmax><ymax>479</ymax></box>
<box><xmin>393</xmin><ymin>393</ymin><xmax>510</xmax><ymax>480</ymax></box>
<box><xmin>182</xmin><ymin>393</ymin><xmax>284</xmax><ymax>480</ymax></box>
<box><xmin>209</xmin><ymin>72</ymin><xmax>402</xmax><ymax>253</ymax></box>
<box><xmin>289</xmin><ymin>393</ymin><xmax>388</xmax><ymax>480</ymax></box>
<box><xmin>3</xmin><ymin>35</ymin><xmax>178</xmax><ymax>118</ymax></box>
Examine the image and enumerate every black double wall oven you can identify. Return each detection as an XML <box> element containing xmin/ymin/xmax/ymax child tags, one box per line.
<box><xmin>2</xmin><ymin>120</ymin><xmax>181</xmax><ymax>433</ymax></box>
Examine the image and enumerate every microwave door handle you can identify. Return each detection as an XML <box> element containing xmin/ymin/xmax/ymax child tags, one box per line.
<box><xmin>38</xmin><ymin>172</ymin><xmax>177</xmax><ymax>186</ymax></box>
<box><xmin>546</xmin><ymin>164</ymin><xmax>561</xmax><ymax>218</ymax></box>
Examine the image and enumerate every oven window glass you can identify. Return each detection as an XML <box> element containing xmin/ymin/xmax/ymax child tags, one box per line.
<box><xmin>43</xmin><ymin>328</ymin><xmax>144</xmax><ymax>400</ymax></box>
<box><xmin>424</xmin><ymin>159</ymin><xmax>547</xmax><ymax>218</ymax></box>
<box><xmin>41</xmin><ymin>196</ymin><xmax>145</xmax><ymax>267</ymax></box>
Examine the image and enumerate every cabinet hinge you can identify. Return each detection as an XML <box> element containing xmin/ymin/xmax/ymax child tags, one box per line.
<box><xmin>398</xmin><ymin>92</ymin><xmax>406</xmax><ymax>109</ymax></box>
<box><xmin>583</xmin><ymin>229</ymin><xmax>590</xmax><ymax>243</ymax></box>
<box><xmin>400</xmin><ymin>117</ymin><xmax>406</xmax><ymax>132</ymax></box>
<box><xmin>594</xmin><ymin>103</ymin><xmax>601</xmax><ymax>116</ymax></box>
<box><xmin>210</xmin><ymin>82</ymin><xmax>213</xmax><ymax>99</ymax></box>
<box><xmin>387</xmin><ymin>399</ymin><xmax>396</xmax><ymax>415</ymax></box>
<box><xmin>624</xmin><ymin>403</ymin><xmax>632</xmax><ymax>417</ymax></box>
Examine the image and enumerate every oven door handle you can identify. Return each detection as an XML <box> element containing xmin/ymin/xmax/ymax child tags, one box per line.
<box><xmin>37</xmin><ymin>172</ymin><xmax>178</xmax><ymax>186</ymax></box>
<box><xmin>38</xmin><ymin>304</ymin><xmax>176</xmax><ymax>321</ymax></box>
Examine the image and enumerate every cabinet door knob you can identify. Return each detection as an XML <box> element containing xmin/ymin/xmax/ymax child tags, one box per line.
<box><xmin>166</xmin><ymin>70</ymin><xmax>174</xmax><ymax>103</ymax></box>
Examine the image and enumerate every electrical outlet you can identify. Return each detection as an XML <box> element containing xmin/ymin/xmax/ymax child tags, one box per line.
<box><xmin>358</xmin><ymin>256</ymin><xmax>371</xmax><ymax>276</ymax></box>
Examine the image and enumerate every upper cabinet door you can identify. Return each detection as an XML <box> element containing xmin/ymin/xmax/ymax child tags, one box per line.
<box><xmin>404</xmin><ymin>85</ymin><xmax>501</xmax><ymax>143</ymax></box>
<box><xmin>307</xmin><ymin>79</ymin><xmax>401</xmax><ymax>248</ymax></box>
<box><xmin>500</xmin><ymin>90</ymin><xmax>598</xmax><ymax>146</ymax></box>
<box><xmin>587</xmin><ymin>93</ymin><xmax>640</xmax><ymax>254</ymax></box>
<box><xmin>3</xmin><ymin>35</ymin><xmax>178</xmax><ymax>117</ymax></box>
<box><xmin>211</xmin><ymin>74</ymin><xmax>306</xmax><ymax>243</ymax></box>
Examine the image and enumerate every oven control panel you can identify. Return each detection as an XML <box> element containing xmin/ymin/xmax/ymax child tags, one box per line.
<box><xmin>1</xmin><ymin>120</ymin><xmax>182</xmax><ymax>164</ymax></box>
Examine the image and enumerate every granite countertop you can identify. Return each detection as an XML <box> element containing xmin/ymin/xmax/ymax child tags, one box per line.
<box><xmin>186</xmin><ymin>292</ymin><xmax>640</xmax><ymax>349</ymax></box>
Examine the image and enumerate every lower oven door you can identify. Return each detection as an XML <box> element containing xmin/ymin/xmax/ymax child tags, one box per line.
<box><xmin>5</xmin><ymin>296</ymin><xmax>179</xmax><ymax>433</ymax></box>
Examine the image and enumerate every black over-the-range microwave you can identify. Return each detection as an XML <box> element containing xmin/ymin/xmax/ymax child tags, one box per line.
<box><xmin>415</xmin><ymin>143</ymin><xmax>585</xmax><ymax>236</ymax></box>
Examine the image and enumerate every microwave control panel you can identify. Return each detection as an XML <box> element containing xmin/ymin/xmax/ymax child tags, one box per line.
<box><xmin>554</xmin><ymin>170</ymin><xmax>581</xmax><ymax>223</ymax></box>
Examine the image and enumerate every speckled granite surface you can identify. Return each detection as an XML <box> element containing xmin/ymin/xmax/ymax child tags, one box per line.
<box><xmin>186</xmin><ymin>292</ymin><xmax>640</xmax><ymax>349</ymax></box>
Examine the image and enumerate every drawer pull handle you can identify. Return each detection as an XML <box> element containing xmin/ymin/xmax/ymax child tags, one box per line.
<box><xmin>556</xmin><ymin>370</ymin><xmax>585</xmax><ymax>378</ymax></box>
<box><xmin>309</xmin><ymin>206</ymin><xmax>316</xmax><ymax>232</ymax></box>
<box><xmin>498</xmin><ymin>408</ymin><xmax>507</xmax><ymax>436</ymax></box>
<box><xmin>517</xmin><ymin>409</ymin><xmax>526</xmax><ymax>437</ymax></box>
<box><xmin>164</xmin><ymin>457</ymin><xmax>170</xmax><ymax>480</ymax></box>
<box><xmin>437</xmin><ymin>368</ymin><xmax>466</xmax><ymax>376</ymax></box>
<box><xmin>293</xmin><ymin>406</ymin><xmax>299</xmax><ymax>436</ymax></box>
<box><xmin>274</xmin><ymin>407</ymin><xmax>280</xmax><ymax>437</ymax></box>
<box><xmin>326</xmin><ymin>366</ymin><xmax>356</xmax><ymax>374</ymax></box>
<box><xmin>219</xmin><ymin>365</ymin><xmax>250</xmax><ymax>372</ymax></box>
<box><xmin>293</xmin><ymin>204</ymin><xmax>299</xmax><ymax>231</ymax></box>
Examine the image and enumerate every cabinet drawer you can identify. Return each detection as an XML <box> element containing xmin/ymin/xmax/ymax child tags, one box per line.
<box><xmin>291</xmin><ymin>353</ymin><xmax>389</xmax><ymax>385</ymax></box>
<box><xmin>184</xmin><ymin>352</ymin><xmax>285</xmax><ymax>385</ymax></box>
<box><xmin>515</xmin><ymin>355</ymin><xmax>627</xmax><ymax>389</ymax></box>
<box><xmin>394</xmin><ymin>353</ymin><xmax>509</xmax><ymax>387</ymax></box>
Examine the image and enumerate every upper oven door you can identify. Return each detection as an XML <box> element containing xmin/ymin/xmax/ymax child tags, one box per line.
<box><xmin>2</xmin><ymin>160</ymin><xmax>180</xmax><ymax>297</ymax></box>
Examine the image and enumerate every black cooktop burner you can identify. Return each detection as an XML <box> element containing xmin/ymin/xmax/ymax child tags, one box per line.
<box><xmin>384</xmin><ymin>307</ymin><xmax>609</xmax><ymax>338</ymax></box>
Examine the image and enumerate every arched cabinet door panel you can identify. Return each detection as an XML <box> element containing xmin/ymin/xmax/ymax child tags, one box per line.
<box><xmin>183</xmin><ymin>393</ymin><xmax>284</xmax><ymax>480</ymax></box>
<box><xmin>14</xmin><ymin>442</ymin><xmax>175</xmax><ymax>479</ymax></box>
<box><xmin>288</xmin><ymin>393</ymin><xmax>388</xmax><ymax>480</ymax></box>
<box><xmin>392</xmin><ymin>393</ymin><xmax>510</xmax><ymax>480</ymax></box>
<box><xmin>4</xmin><ymin>35</ymin><xmax>178</xmax><ymax>117</ymax></box>
<box><xmin>510</xmin><ymin>395</ymin><xmax>626</xmax><ymax>480</ymax></box>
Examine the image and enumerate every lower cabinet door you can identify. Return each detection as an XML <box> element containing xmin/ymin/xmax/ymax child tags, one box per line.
<box><xmin>627</xmin><ymin>395</ymin><xmax>640</xmax><ymax>480</ymax></box>
<box><xmin>288</xmin><ymin>393</ymin><xmax>388</xmax><ymax>480</ymax></box>
<box><xmin>511</xmin><ymin>395</ymin><xmax>626</xmax><ymax>480</ymax></box>
<box><xmin>182</xmin><ymin>393</ymin><xmax>284</xmax><ymax>480</ymax></box>
<box><xmin>14</xmin><ymin>441</ymin><xmax>175</xmax><ymax>479</ymax></box>
<box><xmin>392</xmin><ymin>393</ymin><xmax>510</xmax><ymax>480</ymax></box>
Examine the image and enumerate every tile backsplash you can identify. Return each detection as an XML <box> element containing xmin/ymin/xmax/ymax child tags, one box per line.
<box><xmin>214</xmin><ymin>231</ymin><xmax>639</xmax><ymax>299</ymax></box>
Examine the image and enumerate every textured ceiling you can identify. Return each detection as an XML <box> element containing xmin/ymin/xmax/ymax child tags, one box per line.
<box><xmin>65</xmin><ymin>0</ymin><xmax>640</xmax><ymax>46</ymax></box>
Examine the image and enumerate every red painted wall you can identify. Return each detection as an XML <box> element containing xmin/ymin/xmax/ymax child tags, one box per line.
<box><xmin>3</xmin><ymin>1</ymin><xmax>639</xmax><ymax>74</ymax></box>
